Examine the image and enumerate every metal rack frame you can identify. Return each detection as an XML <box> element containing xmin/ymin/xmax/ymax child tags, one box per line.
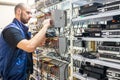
<box><xmin>70</xmin><ymin>0</ymin><xmax>120</xmax><ymax>80</ymax></box>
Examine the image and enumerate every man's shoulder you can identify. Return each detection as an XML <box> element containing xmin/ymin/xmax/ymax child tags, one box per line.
<box><xmin>3</xmin><ymin>22</ymin><xmax>22</xmax><ymax>34</ymax></box>
<box><xmin>5</xmin><ymin>23</ymin><xmax>19</xmax><ymax>30</ymax></box>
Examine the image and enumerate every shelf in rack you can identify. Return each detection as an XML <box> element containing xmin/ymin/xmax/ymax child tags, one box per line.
<box><xmin>33</xmin><ymin>55</ymin><xmax>69</xmax><ymax>64</ymax></box>
<box><xmin>45</xmin><ymin>56</ymin><xmax>69</xmax><ymax>64</ymax></box>
<box><xmin>41</xmin><ymin>0</ymin><xmax>70</xmax><ymax>12</ymax></box>
<box><xmin>73</xmin><ymin>72</ymin><xmax>86</xmax><ymax>80</ymax></box>
<box><xmin>73</xmin><ymin>46</ymin><xmax>85</xmax><ymax>50</ymax></box>
<box><xmin>72</xmin><ymin>0</ymin><xmax>90</xmax><ymax>5</ymax></box>
<box><xmin>72</xmin><ymin>0</ymin><xmax>115</xmax><ymax>5</ymax></box>
<box><xmin>73</xmin><ymin>72</ymin><xmax>97</xmax><ymax>80</ymax></box>
<box><xmin>72</xmin><ymin>55</ymin><xmax>120</xmax><ymax>70</ymax></box>
<box><xmin>72</xmin><ymin>9</ymin><xmax>120</xmax><ymax>22</ymax></box>
<box><xmin>76</xmin><ymin>37</ymin><xmax>120</xmax><ymax>42</ymax></box>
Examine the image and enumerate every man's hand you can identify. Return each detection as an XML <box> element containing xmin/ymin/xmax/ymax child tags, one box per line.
<box><xmin>42</xmin><ymin>18</ymin><xmax>52</xmax><ymax>28</ymax></box>
<box><xmin>45</xmin><ymin>37</ymin><xmax>58</xmax><ymax>47</ymax></box>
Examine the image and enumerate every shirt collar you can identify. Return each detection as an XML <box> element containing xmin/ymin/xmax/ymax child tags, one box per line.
<box><xmin>12</xmin><ymin>18</ymin><xmax>29</xmax><ymax>32</ymax></box>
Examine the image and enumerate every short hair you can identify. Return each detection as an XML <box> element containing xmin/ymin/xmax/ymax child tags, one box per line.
<box><xmin>14</xmin><ymin>3</ymin><xmax>26</xmax><ymax>14</ymax></box>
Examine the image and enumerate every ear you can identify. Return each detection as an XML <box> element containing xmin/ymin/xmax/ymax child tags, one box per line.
<box><xmin>16</xmin><ymin>8</ymin><xmax>22</xmax><ymax>15</ymax></box>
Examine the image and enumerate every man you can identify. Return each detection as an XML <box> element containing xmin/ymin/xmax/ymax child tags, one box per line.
<box><xmin>0</xmin><ymin>3</ymin><xmax>51</xmax><ymax>80</ymax></box>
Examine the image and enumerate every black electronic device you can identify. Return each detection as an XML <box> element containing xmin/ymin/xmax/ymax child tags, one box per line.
<box><xmin>102</xmin><ymin>16</ymin><xmax>120</xmax><ymax>37</ymax></box>
<box><xmin>79</xmin><ymin>2</ymin><xmax>103</xmax><ymax>15</ymax></box>
<box><xmin>46</xmin><ymin>27</ymin><xmax>56</xmax><ymax>37</ymax></box>
<box><xmin>104</xmin><ymin>5</ymin><xmax>120</xmax><ymax>11</ymax></box>
<box><xmin>102</xmin><ymin>15</ymin><xmax>120</xmax><ymax>37</ymax></box>
<box><xmin>84</xmin><ymin>31</ymin><xmax>102</xmax><ymax>37</ymax></box>
<box><xmin>98</xmin><ymin>46</ymin><xmax>120</xmax><ymax>55</ymax></box>
<box><xmin>99</xmin><ymin>0</ymin><xmax>120</xmax><ymax>12</ymax></box>
<box><xmin>99</xmin><ymin>41</ymin><xmax>120</xmax><ymax>63</ymax></box>
<box><xmin>106</xmin><ymin>15</ymin><xmax>120</xmax><ymax>30</ymax></box>
<box><xmin>107</xmin><ymin>20</ymin><xmax>120</xmax><ymax>25</ymax></box>
<box><xmin>113</xmin><ymin>15</ymin><xmax>120</xmax><ymax>20</ymax></box>
<box><xmin>101</xmin><ymin>42</ymin><xmax>119</xmax><ymax>46</ymax></box>
<box><xmin>104</xmin><ymin>0</ymin><xmax>120</xmax><ymax>6</ymax></box>
<box><xmin>84</xmin><ymin>70</ymin><xmax>106</xmax><ymax>80</ymax></box>
<box><xmin>107</xmin><ymin>68</ymin><xmax>120</xmax><ymax>79</ymax></box>
<box><xmin>87</xmin><ymin>24</ymin><xmax>106</xmax><ymax>29</ymax></box>
<box><xmin>99</xmin><ymin>53</ymin><xmax>120</xmax><ymax>63</ymax></box>
<box><xmin>102</xmin><ymin>29</ymin><xmax>120</xmax><ymax>38</ymax></box>
<box><xmin>86</xmin><ymin>24</ymin><xmax>106</xmax><ymax>32</ymax></box>
<box><xmin>74</xmin><ymin>24</ymin><xmax>106</xmax><ymax>37</ymax></box>
<box><xmin>83</xmin><ymin>28</ymin><xmax>102</xmax><ymax>37</ymax></box>
<box><xmin>106</xmin><ymin>24</ymin><xmax>120</xmax><ymax>30</ymax></box>
<box><xmin>82</xmin><ymin>24</ymin><xmax>107</xmax><ymax>37</ymax></box>
<box><xmin>107</xmin><ymin>15</ymin><xmax>120</xmax><ymax>25</ymax></box>
<box><xmin>79</xmin><ymin>62</ymin><xmax>108</xmax><ymax>80</ymax></box>
<box><xmin>80</xmin><ymin>51</ymin><xmax>97</xmax><ymax>59</ymax></box>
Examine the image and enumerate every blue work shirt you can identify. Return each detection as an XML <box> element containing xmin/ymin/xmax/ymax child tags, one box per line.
<box><xmin>0</xmin><ymin>18</ymin><xmax>33</xmax><ymax>80</ymax></box>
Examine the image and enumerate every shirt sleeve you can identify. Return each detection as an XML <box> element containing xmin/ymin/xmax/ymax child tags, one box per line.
<box><xmin>3</xmin><ymin>27</ymin><xmax>25</xmax><ymax>47</ymax></box>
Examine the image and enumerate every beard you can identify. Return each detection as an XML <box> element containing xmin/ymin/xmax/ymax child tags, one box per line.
<box><xmin>20</xmin><ymin>13</ymin><xmax>28</xmax><ymax>24</ymax></box>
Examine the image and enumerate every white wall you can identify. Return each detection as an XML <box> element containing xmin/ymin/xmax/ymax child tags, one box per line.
<box><xmin>0</xmin><ymin>0</ymin><xmax>35</xmax><ymax>30</ymax></box>
<box><xmin>0</xmin><ymin>0</ymin><xmax>35</xmax><ymax>6</ymax></box>
<box><xmin>0</xmin><ymin>5</ymin><xmax>14</xmax><ymax>29</ymax></box>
